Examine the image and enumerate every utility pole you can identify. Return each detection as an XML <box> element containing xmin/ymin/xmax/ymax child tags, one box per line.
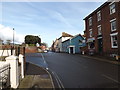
<box><xmin>13</xmin><ymin>28</ymin><xmax>14</xmax><ymax>48</ymax></box>
<box><xmin>11</xmin><ymin>28</ymin><xmax>15</xmax><ymax>55</ymax></box>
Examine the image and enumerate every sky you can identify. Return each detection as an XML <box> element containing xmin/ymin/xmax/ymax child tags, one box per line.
<box><xmin>0</xmin><ymin>1</ymin><xmax>105</xmax><ymax>47</ymax></box>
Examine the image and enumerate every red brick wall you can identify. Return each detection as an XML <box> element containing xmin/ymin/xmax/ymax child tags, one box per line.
<box><xmin>84</xmin><ymin>2</ymin><xmax>119</xmax><ymax>55</ymax></box>
<box><xmin>25</xmin><ymin>46</ymin><xmax>38</xmax><ymax>53</ymax></box>
<box><xmin>101</xmin><ymin>3</ymin><xmax>111</xmax><ymax>53</ymax></box>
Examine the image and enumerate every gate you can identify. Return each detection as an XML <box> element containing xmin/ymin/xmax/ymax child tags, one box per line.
<box><xmin>0</xmin><ymin>64</ymin><xmax>10</xmax><ymax>89</ymax></box>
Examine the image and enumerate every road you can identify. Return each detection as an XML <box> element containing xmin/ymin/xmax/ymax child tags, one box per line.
<box><xmin>26</xmin><ymin>52</ymin><xmax>120</xmax><ymax>88</ymax></box>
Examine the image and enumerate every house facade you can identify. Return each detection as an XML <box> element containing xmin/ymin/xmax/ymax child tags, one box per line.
<box><xmin>62</xmin><ymin>39</ymin><xmax>70</xmax><ymax>53</ymax></box>
<box><xmin>57</xmin><ymin>32</ymin><xmax>73</xmax><ymax>52</ymax></box>
<box><xmin>51</xmin><ymin>39</ymin><xmax>59</xmax><ymax>52</ymax></box>
<box><xmin>84</xmin><ymin>1</ymin><xmax>120</xmax><ymax>58</ymax></box>
<box><xmin>62</xmin><ymin>34</ymin><xmax>86</xmax><ymax>54</ymax></box>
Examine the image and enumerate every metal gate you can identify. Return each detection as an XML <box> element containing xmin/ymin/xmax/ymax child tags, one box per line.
<box><xmin>0</xmin><ymin>64</ymin><xmax>10</xmax><ymax>89</ymax></box>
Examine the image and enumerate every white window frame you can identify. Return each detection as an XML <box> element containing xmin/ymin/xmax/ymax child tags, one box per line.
<box><xmin>110</xmin><ymin>18</ymin><xmax>116</xmax><ymax>31</ymax></box>
<box><xmin>89</xmin><ymin>29</ymin><xmax>92</xmax><ymax>37</ymax></box>
<box><xmin>97</xmin><ymin>25</ymin><xmax>102</xmax><ymax>35</ymax></box>
<box><xmin>97</xmin><ymin>11</ymin><xmax>101</xmax><ymax>21</ymax></box>
<box><xmin>109</xmin><ymin>2</ymin><xmax>116</xmax><ymax>14</ymax></box>
<box><xmin>88</xmin><ymin>17</ymin><xmax>92</xmax><ymax>26</ymax></box>
<box><xmin>110</xmin><ymin>32</ymin><xmax>118</xmax><ymax>48</ymax></box>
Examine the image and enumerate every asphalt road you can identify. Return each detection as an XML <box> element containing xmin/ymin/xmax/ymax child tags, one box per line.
<box><xmin>26</xmin><ymin>52</ymin><xmax>120</xmax><ymax>88</ymax></box>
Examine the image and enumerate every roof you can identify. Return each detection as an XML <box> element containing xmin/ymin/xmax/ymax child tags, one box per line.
<box><xmin>83</xmin><ymin>1</ymin><xmax>110</xmax><ymax>20</ymax></box>
<box><xmin>62</xmin><ymin>32</ymin><xmax>73</xmax><ymax>37</ymax></box>
<box><xmin>58</xmin><ymin>32</ymin><xmax>73</xmax><ymax>40</ymax></box>
<box><xmin>62</xmin><ymin>39</ymin><xmax>70</xmax><ymax>43</ymax></box>
<box><xmin>62</xmin><ymin>34</ymin><xmax>84</xmax><ymax>43</ymax></box>
<box><xmin>71</xmin><ymin>34</ymin><xmax>83</xmax><ymax>40</ymax></box>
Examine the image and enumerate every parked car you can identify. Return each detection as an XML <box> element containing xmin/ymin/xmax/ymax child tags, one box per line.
<box><xmin>44</xmin><ymin>50</ymin><xmax>48</xmax><ymax>53</ymax></box>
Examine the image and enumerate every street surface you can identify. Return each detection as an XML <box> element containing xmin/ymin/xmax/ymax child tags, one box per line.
<box><xmin>26</xmin><ymin>52</ymin><xmax>120</xmax><ymax>88</ymax></box>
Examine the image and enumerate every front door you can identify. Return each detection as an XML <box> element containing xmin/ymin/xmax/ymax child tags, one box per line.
<box><xmin>70</xmin><ymin>47</ymin><xmax>73</xmax><ymax>54</ymax></box>
<box><xmin>98</xmin><ymin>38</ymin><xmax>103</xmax><ymax>53</ymax></box>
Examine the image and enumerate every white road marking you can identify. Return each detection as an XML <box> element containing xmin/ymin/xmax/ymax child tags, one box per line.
<box><xmin>52</xmin><ymin>71</ymin><xmax>65</xmax><ymax>90</ymax></box>
<box><xmin>41</xmin><ymin>53</ymin><xmax>48</xmax><ymax>69</ymax></box>
<box><xmin>52</xmin><ymin>71</ymin><xmax>61</xmax><ymax>88</ymax></box>
<box><xmin>102</xmin><ymin>74</ymin><xmax>120</xmax><ymax>84</ymax></box>
<box><xmin>41</xmin><ymin>53</ymin><xmax>65</xmax><ymax>89</ymax></box>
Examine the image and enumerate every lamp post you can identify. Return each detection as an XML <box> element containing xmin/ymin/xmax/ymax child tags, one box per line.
<box><xmin>11</xmin><ymin>28</ymin><xmax>15</xmax><ymax>55</ymax></box>
<box><xmin>13</xmin><ymin>28</ymin><xmax>14</xmax><ymax>48</ymax></box>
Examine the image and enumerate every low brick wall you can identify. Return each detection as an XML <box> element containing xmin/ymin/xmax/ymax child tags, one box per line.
<box><xmin>25</xmin><ymin>46</ymin><xmax>38</xmax><ymax>53</ymax></box>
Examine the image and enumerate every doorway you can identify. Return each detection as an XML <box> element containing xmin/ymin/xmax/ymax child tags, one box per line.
<box><xmin>98</xmin><ymin>38</ymin><xmax>103</xmax><ymax>53</ymax></box>
<box><xmin>70</xmin><ymin>47</ymin><xmax>73</xmax><ymax>54</ymax></box>
<box><xmin>69</xmin><ymin>46</ymin><xmax>75</xmax><ymax>54</ymax></box>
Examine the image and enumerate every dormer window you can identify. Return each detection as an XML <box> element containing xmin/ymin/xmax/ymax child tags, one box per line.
<box><xmin>89</xmin><ymin>17</ymin><xmax>92</xmax><ymax>26</ymax></box>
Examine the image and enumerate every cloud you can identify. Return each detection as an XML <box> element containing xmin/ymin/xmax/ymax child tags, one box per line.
<box><xmin>1</xmin><ymin>0</ymin><xmax>108</xmax><ymax>2</ymax></box>
<box><xmin>0</xmin><ymin>24</ymin><xmax>25</xmax><ymax>44</ymax></box>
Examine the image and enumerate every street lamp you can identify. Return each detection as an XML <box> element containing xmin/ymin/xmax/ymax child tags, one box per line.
<box><xmin>13</xmin><ymin>28</ymin><xmax>14</xmax><ymax>49</ymax></box>
<box><xmin>11</xmin><ymin>28</ymin><xmax>15</xmax><ymax>55</ymax></box>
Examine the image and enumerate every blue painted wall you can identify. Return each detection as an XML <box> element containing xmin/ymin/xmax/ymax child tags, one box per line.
<box><xmin>70</xmin><ymin>35</ymin><xmax>84</xmax><ymax>53</ymax></box>
<box><xmin>62</xmin><ymin>39</ymin><xmax>70</xmax><ymax>53</ymax></box>
<box><xmin>62</xmin><ymin>34</ymin><xmax>86</xmax><ymax>53</ymax></box>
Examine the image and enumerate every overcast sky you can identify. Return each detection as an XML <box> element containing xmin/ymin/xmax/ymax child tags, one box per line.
<box><xmin>0</xmin><ymin>1</ymin><xmax>104</xmax><ymax>46</ymax></box>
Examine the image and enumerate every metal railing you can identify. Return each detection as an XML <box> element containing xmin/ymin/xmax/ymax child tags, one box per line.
<box><xmin>0</xmin><ymin>64</ymin><xmax>10</xmax><ymax>89</ymax></box>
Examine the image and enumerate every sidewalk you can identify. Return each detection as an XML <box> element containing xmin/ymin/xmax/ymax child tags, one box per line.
<box><xmin>17</xmin><ymin>62</ymin><xmax>54</xmax><ymax>89</ymax></box>
<box><xmin>80</xmin><ymin>54</ymin><xmax>120</xmax><ymax>65</ymax></box>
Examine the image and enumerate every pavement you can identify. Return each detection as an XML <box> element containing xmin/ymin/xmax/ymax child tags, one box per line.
<box><xmin>80</xmin><ymin>54</ymin><xmax>120</xmax><ymax>65</ymax></box>
<box><xmin>17</xmin><ymin>62</ymin><xmax>54</xmax><ymax>89</ymax></box>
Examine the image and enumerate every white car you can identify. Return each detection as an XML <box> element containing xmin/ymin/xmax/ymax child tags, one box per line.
<box><xmin>44</xmin><ymin>50</ymin><xmax>47</xmax><ymax>53</ymax></box>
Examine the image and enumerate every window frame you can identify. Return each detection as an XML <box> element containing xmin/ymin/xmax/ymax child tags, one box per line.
<box><xmin>109</xmin><ymin>2</ymin><xmax>116</xmax><ymax>14</ymax></box>
<box><xmin>110</xmin><ymin>32</ymin><xmax>118</xmax><ymax>48</ymax></box>
<box><xmin>97</xmin><ymin>11</ymin><xmax>101</xmax><ymax>21</ymax></box>
<box><xmin>89</xmin><ymin>29</ymin><xmax>92</xmax><ymax>37</ymax></box>
<box><xmin>97</xmin><ymin>25</ymin><xmax>102</xmax><ymax>35</ymax></box>
<box><xmin>88</xmin><ymin>17</ymin><xmax>92</xmax><ymax>26</ymax></box>
<box><xmin>110</xmin><ymin>18</ymin><xmax>116</xmax><ymax>31</ymax></box>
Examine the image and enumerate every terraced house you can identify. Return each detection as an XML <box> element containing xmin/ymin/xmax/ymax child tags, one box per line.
<box><xmin>84</xmin><ymin>1</ymin><xmax>120</xmax><ymax>59</ymax></box>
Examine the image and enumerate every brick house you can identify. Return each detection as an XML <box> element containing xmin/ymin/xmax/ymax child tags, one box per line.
<box><xmin>84</xmin><ymin>1</ymin><xmax>120</xmax><ymax>58</ymax></box>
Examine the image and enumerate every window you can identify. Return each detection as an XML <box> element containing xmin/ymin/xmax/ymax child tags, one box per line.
<box><xmin>110</xmin><ymin>3</ymin><xmax>116</xmax><ymax>14</ymax></box>
<box><xmin>110</xmin><ymin>19</ymin><xmax>116</xmax><ymax>31</ymax></box>
<box><xmin>97</xmin><ymin>11</ymin><xmax>101</xmax><ymax>21</ymax></box>
<box><xmin>88</xmin><ymin>42</ymin><xmax>95</xmax><ymax>49</ymax></box>
<box><xmin>111</xmin><ymin>33</ymin><xmax>118</xmax><ymax>48</ymax></box>
<box><xmin>89</xmin><ymin>29</ymin><xmax>92</xmax><ymax>37</ymax></box>
<box><xmin>98</xmin><ymin>25</ymin><xmax>102</xmax><ymax>35</ymax></box>
<box><xmin>89</xmin><ymin>17</ymin><xmax>92</xmax><ymax>26</ymax></box>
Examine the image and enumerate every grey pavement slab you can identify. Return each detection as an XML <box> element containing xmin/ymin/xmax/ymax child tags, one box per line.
<box><xmin>17</xmin><ymin>62</ymin><xmax>54</xmax><ymax>89</ymax></box>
